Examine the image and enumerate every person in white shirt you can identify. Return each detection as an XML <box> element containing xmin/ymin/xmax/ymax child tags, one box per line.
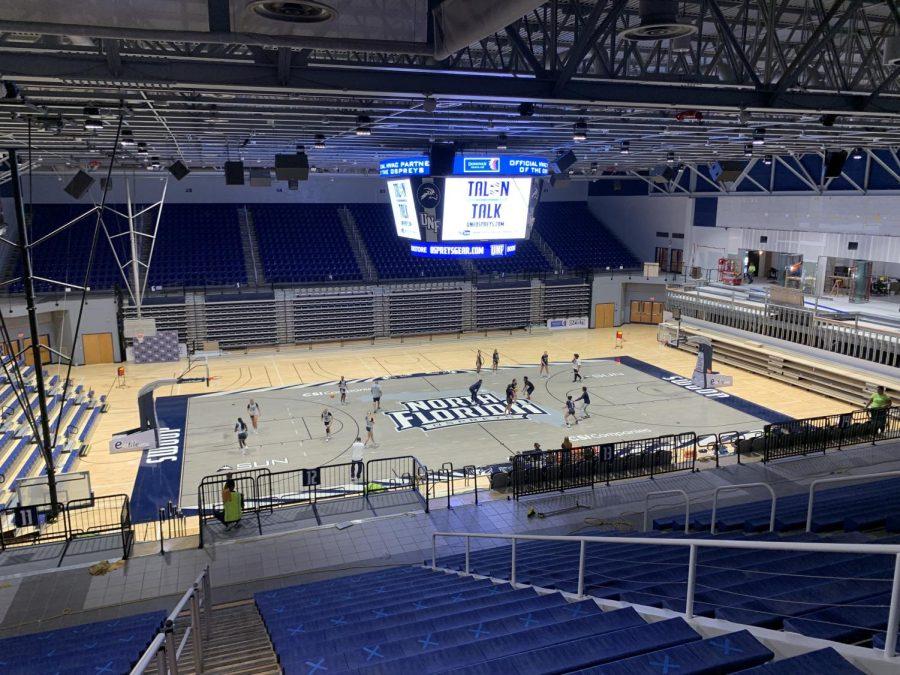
<box><xmin>572</xmin><ymin>354</ymin><xmax>582</xmax><ymax>382</ymax></box>
<box><xmin>350</xmin><ymin>436</ymin><xmax>365</xmax><ymax>482</ymax></box>
<box><xmin>339</xmin><ymin>377</ymin><xmax>348</xmax><ymax>405</ymax></box>
<box><xmin>321</xmin><ymin>409</ymin><xmax>333</xmax><ymax>441</ymax></box>
<box><xmin>247</xmin><ymin>399</ymin><xmax>261</xmax><ymax>433</ymax></box>
<box><xmin>364</xmin><ymin>412</ymin><xmax>377</xmax><ymax>447</ymax></box>
<box><xmin>371</xmin><ymin>381</ymin><xmax>383</xmax><ymax>411</ymax></box>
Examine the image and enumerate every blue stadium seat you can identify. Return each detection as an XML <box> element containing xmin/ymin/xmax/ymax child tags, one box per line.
<box><xmin>573</xmin><ymin>630</ymin><xmax>773</xmax><ymax>674</ymax></box>
<box><xmin>0</xmin><ymin>611</ymin><xmax>165</xmax><ymax>675</ymax></box>
<box><xmin>350</xmin><ymin>203</ymin><xmax>465</xmax><ymax>280</ymax></box>
<box><xmin>738</xmin><ymin>647</ymin><xmax>863</xmax><ymax>673</ymax></box>
<box><xmin>250</xmin><ymin>204</ymin><xmax>362</xmax><ymax>284</ymax></box>
<box><xmin>532</xmin><ymin>202</ymin><xmax>641</xmax><ymax>270</ymax></box>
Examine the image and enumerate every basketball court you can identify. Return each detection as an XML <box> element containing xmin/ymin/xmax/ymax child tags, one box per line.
<box><xmin>127</xmin><ymin>354</ymin><xmax>789</xmax><ymax>519</ymax></box>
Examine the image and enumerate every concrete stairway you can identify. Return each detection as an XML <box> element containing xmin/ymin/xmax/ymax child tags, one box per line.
<box><xmin>238</xmin><ymin>207</ymin><xmax>266</xmax><ymax>286</ymax></box>
<box><xmin>160</xmin><ymin>601</ymin><xmax>280</xmax><ymax>675</ymax></box>
<box><xmin>531</xmin><ymin>229</ymin><xmax>565</xmax><ymax>273</ymax></box>
<box><xmin>337</xmin><ymin>206</ymin><xmax>377</xmax><ymax>282</ymax></box>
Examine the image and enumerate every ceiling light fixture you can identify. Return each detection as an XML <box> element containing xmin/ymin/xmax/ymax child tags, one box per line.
<box><xmin>314</xmin><ymin>134</ymin><xmax>326</xmax><ymax>149</ymax></box>
<box><xmin>744</xmin><ymin>143</ymin><xmax>753</xmax><ymax>157</ymax></box>
<box><xmin>666</xmin><ymin>151</ymin><xmax>675</xmax><ymax>164</ymax></box>
<box><xmin>496</xmin><ymin>134</ymin><xmax>508</xmax><ymax>150</ymax></box>
<box><xmin>752</xmin><ymin>127</ymin><xmax>766</xmax><ymax>145</ymax></box>
<box><xmin>355</xmin><ymin>115</ymin><xmax>372</xmax><ymax>136</ymax></box>
<box><xmin>573</xmin><ymin>119</ymin><xmax>588</xmax><ymax>142</ymax></box>
<box><xmin>851</xmin><ymin>147</ymin><xmax>864</xmax><ymax>160</ymax></box>
<box><xmin>763</xmin><ymin>154</ymin><xmax>772</xmax><ymax>165</ymax></box>
<box><xmin>620</xmin><ymin>140</ymin><xmax>630</xmax><ymax>155</ymax></box>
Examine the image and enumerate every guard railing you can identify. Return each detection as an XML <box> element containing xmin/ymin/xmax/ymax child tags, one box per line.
<box><xmin>431</xmin><ymin>531</ymin><xmax>900</xmax><ymax>659</ymax></box>
<box><xmin>130</xmin><ymin>565</ymin><xmax>212</xmax><ymax>674</ymax></box>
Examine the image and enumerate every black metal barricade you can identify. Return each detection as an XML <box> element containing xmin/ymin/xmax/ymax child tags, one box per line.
<box><xmin>0</xmin><ymin>494</ymin><xmax>134</xmax><ymax>563</ymax></box>
<box><xmin>197</xmin><ymin>456</ymin><xmax>425</xmax><ymax>547</ymax></box>
<box><xmin>764</xmin><ymin>407</ymin><xmax>900</xmax><ymax>463</ymax></box>
<box><xmin>197</xmin><ymin>468</ymin><xmax>269</xmax><ymax>547</ymax></box>
<box><xmin>512</xmin><ymin>433</ymin><xmax>697</xmax><ymax>499</ymax></box>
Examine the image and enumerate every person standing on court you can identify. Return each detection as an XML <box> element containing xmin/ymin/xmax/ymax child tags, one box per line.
<box><xmin>564</xmin><ymin>396</ymin><xmax>578</xmax><ymax>427</ymax></box>
<box><xmin>321</xmin><ymin>409</ymin><xmax>333</xmax><ymax>441</ymax></box>
<box><xmin>469</xmin><ymin>378</ymin><xmax>483</xmax><ymax>405</ymax></box>
<box><xmin>475</xmin><ymin>350</ymin><xmax>483</xmax><ymax>374</ymax></box>
<box><xmin>504</xmin><ymin>381</ymin><xmax>516</xmax><ymax>414</ymax></box>
<box><xmin>339</xmin><ymin>376</ymin><xmax>348</xmax><ymax>405</ymax></box>
<box><xmin>371</xmin><ymin>380</ymin><xmax>383</xmax><ymax>411</ymax></box>
<box><xmin>572</xmin><ymin>353</ymin><xmax>582</xmax><ymax>382</ymax></box>
<box><xmin>576</xmin><ymin>386</ymin><xmax>591</xmax><ymax>419</ymax></box>
<box><xmin>364</xmin><ymin>412</ymin><xmax>377</xmax><ymax>448</ymax></box>
<box><xmin>350</xmin><ymin>437</ymin><xmax>365</xmax><ymax>483</ymax></box>
<box><xmin>492</xmin><ymin>349</ymin><xmax>500</xmax><ymax>373</ymax></box>
<box><xmin>221</xmin><ymin>478</ymin><xmax>243</xmax><ymax>531</ymax></box>
<box><xmin>523</xmin><ymin>376</ymin><xmax>535</xmax><ymax>401</ymax></box>
<box><xmin>234</xmin><ymin>418</ymin><xmax>249</xmax><ymax>452</ymax></box>
<box><xmin>539</xmin><ymin>351</ymin><xmax>550</xmax><ymax>378</ymax></box>
<box><xmin>247</xmin><ymin>399</ymin><xmax>261</xmax><ymax>434</ymax></box>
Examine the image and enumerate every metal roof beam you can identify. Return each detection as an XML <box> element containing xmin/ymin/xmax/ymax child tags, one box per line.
<box><xmin>2</xmin><ymin>50</ymin><xmax>898</xmax><ymax>116</ymax></box>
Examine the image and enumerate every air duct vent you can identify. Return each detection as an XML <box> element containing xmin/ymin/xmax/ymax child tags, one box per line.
<box><xmin>620</xmin><ymin>0</ymin><xmax>696</xmax><ymax>41</ymax></box>
<box><xmin>247</xmin><ymin>1</ymin><xmax>338</xmax><ymax>23</ymax></box>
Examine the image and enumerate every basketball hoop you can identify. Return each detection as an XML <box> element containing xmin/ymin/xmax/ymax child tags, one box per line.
<box><xmin>134</xmin><ymin>332</ymin><xmax>145</xmax><ymax>345</ymax></box>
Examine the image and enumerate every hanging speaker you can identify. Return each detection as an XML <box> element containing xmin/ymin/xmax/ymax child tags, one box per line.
<box><xmin>167</xmin><ymin>160</ymin><xmax>190</xmax><ymax>181</ymax></box>
<box><xmin>428</xmin><ymin>143</ymin><xmax>456</xmax><ymax>176</ymax></box>
<box><xmin>555</xmin><ymin>150</ymin><xmax>577</xmax><ymax>173</ymax></box>
<box><xmin>274</xmin><ymin>153</ymin><xmax>309</xmax><ymax>181</ymax></box>
<box><xmin>64</xmin><ymin>170</ymin><xmax>94</xmax><ymax>199</ymax></box>
<box><xmin>824</xmin><ymin>150</ymin><xmax>847</xmax><ymax>178</ymax></box>
<box><xmin>249</xmin><ymin>167</ymin><xmax>271</xmax><ymax>187</ymax></box>
<box><xmin>225</xmin><ymin>161</ymin><xmax>245</xmax><ymax>185</ymax></box>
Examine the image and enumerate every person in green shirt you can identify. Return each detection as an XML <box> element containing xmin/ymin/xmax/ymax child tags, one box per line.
<box><xmin>868</xmin><ymin>386</ymin><xmax>893</xmax><ymax>435</ymax></box>
<box><xmin>221</xmin><ymin>478</ymin><xmax>243</xmax><ymax>531</ymax></box>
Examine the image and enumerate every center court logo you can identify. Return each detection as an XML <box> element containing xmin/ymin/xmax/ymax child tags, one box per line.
<box><xmin>386</xmin><ymin>393</ymin><xmax>550</xmax><ymax>432</ymax></box>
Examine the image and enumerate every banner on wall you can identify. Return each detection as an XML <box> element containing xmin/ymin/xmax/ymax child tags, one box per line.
<box><xmin>547</xmin><ymin>317</ymin><xmax>589</xmax><ymax>330</ymax></box>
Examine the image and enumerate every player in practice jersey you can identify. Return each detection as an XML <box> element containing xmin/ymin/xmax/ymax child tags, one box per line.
<box><xmin>539</xmin><ymin>351</ymin><xmax>550</xmax><ymax>378</ymax></box>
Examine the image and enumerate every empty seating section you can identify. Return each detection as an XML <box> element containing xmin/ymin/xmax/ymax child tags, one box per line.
<box><xmin>0</xmin><ymin>611</ymin><xmax>165</xmax><ymax>675</ymax></box>
<box><xmin>437</xmin><ymin>529</ymin><xmax>897</xmax><ymax>651</ymax></box>
<box><xmin>0</xmin><ymin>366</ymin><xmax>100</xmax><ymax>504</ymax></box>
<box><xmin>473</xmin><ymin>239</ymin><xmax>552</xmax><ymax>275</ymax></box>
<box><xmin>149</xmin><ymin>205</ymin><xmax>246</xmax><ymax>287</ymax></box>
<box><xmin>351</xmin><ymin>203</ymin><xmax>465</xmax><ymax>279</ymax></box>
<box><xmin>14</xmin><ymin>204</ymin><xmax>132</xmax><ymax>291</ymax></box>
<box><xmin>533</xmin><ymin>202</ymin><xmax>640</xmax><ymax>270</ymax></box>
<box><xmin>255</xmin><ymin>565</ymin><xmax>865</xmax><ymax>674</ymax></box>
<box><xmin>16</xmin><ymin>200</ymin><xmax>640</xmax><ymax>292</ymax></box>
<box><xmin>652</xmin><ymin>477</ymin><xmax>900</xmax><ymax>534</ymax></box>
<box><xmin>250</xmin><ymin>204</ymin><xmax>362</xmax><ymax>283</ymax></box>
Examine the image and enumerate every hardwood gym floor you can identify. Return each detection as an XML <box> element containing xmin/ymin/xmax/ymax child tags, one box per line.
<box><xmin>68</xmin><ymin>324</ymin><xmax>854</xmax><ymax>501</ymax></box>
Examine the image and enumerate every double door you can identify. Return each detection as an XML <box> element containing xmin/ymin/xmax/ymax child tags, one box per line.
<box><xmin>630</xmin><ymin>301</ymin><xmax>664</xmax><ymax>324</ymax></box>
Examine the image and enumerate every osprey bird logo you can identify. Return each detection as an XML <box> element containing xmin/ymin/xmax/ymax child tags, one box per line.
<box><xmin>417</xmin><ymin>183</ymin><xmax>441</xmax><ymax>209</ymax></box>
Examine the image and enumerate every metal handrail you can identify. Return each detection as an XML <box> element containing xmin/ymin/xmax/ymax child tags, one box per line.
<box><xmin>806</xmin><ymin>470</ymin><xmax>900</xmax><ymax>533</ymax></box>
<box><xmin>642</xmin><ymin>490</ymin><xmax>690</xmax><ymax>533</ymax></box>
<box><xmin>430</xmin><ymin>530</ymin><xmax>900</xmax><ymax>658</ymax></box>
<box><xmin>711</xmin><ymin>483</ymin><xmax>776</xmax><ymax>534</ymax></box>
<box><xmin>130</xmin><ymin>565</ymin><xmax>212</xmax><ymax>675</ymax></box>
